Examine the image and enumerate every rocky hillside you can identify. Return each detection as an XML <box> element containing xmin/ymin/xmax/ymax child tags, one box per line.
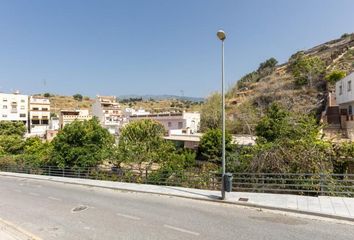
<box><xmin>226</xmin><ymin>33</ymin><xmax>354</xmax><ymax>134</ymax></box>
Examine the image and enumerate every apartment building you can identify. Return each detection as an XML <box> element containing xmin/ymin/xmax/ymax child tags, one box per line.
<box><xmin>59</xmin><ymin>109</ymin><xmax>92</xmax><ymax>128</ymax></box>
<box><xmin>129</xmin><ymin>111</ymin><xmax>200</xmax><ymax>133</ymax></box>
<box><xmin>92</xmin><ymin>95</ymin><xmax>123</xmax><ymax>135</ymax></box>
<box><xmin>336</xmin><ymin>72</ymin><xmax>354</xmax><ymax>139</ymax></box>
<box><xmin>28</xmin><ymin>96</ymin><xmax>50</xmax><ymax>135</ymax></box>
<box><xmin>0</xmin><ymin>91</ymin><xmax>28</xmax><ymax>129</ymax></box>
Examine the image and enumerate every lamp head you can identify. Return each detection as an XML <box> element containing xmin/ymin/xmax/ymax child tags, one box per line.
<box><xmin>217</xmin><ymin>30</ymin><xmax>226</xmax><ymax>41</ymax></box>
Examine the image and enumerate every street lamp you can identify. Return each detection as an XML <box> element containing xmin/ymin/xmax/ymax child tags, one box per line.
<box><xmin>217</xmin><ymin>30</ymin><xmax>226</xmax><ymax>200</ymax></box>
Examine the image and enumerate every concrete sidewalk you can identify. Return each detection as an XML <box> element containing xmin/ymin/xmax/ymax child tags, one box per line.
<box><xmin>1</xmin><ymin>171</ymin><xmax>354</xmax><ymax>222</ymax></box>
<box><xmin>0</xmin><ymin>217</ymin><xmax>40</xmax><ymax>240</ymax></box>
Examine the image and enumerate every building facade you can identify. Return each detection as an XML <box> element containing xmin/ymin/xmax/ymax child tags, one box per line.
<box><xmin>129</xmin><ymin>111</ymin><xmax>200</xmax><ymax>133</ymax></box>
<box><xmin>59</xmin><ymin>109</ymin><xmax>92</xmax><ymax>128</ymax></box>
<box><xmin>92</xmin><ymin>96</ymin><xmax>123</xmax><ymax>135</ymax></box>
<box><xmin>0</xmin><ymin>91</ymin><xmax>29</xmax><ymax>129</ymax></box>
<box><xmin>335</xmin><ymin>72</ymin><xmax>354</xmax><ymax>139</ymax></box>
<box><xmin>28</xmin><ymin>96</ymin><xmax>50</xmax><ymax>136</ymax></box>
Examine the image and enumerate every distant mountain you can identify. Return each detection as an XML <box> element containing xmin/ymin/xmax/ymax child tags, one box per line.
<box><xmin>118</xmin><ymin>94</ymin><xmax>204</xmax><ymax>102</ymax></box>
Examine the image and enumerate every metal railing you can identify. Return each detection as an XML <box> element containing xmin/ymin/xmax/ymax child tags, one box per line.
<box><xmin>1</xmin><ymin>165</ymin><xmax>353</xmax><ymax>197</ymax></box>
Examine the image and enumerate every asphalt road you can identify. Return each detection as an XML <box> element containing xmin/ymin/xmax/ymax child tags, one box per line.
<box><xmin>0</xmin><ymin>175</ymin><xmax>353</xmax><ymax>240</ymax></box>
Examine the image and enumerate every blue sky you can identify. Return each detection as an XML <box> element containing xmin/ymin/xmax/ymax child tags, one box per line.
<box><xmin>0</xmin><ymin>0</ymin><xmax>353</xmax><ymax>98</ymax></box>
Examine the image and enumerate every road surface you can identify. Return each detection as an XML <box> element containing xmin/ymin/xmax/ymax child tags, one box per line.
<box><xmin>0</xmin><ymin>175</ymin><xmax>353</xmax><ymax>240</ymax></box>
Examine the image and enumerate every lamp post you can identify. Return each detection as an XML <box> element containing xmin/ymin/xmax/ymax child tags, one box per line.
<box><xmin>217</xmin><ymin>30</ymin><xmax>226</xmax><ymax>200</ymax></box>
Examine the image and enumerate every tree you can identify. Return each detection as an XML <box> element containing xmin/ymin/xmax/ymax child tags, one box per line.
<box><xmin>325</xmin><ymin>70</ymin><xmax>346</xmax><ymax>85</ymax></box>
<box><xmin>73</xmin><ymin>94</ymin><xmax>83</xmax><ymax>101</ymax></box>
<box><xmin>0</xmin><ymin>135</ymin><xmax>25</xmax><ymax>155</ymax></box>
<box><xmin>200</xmin><ymin>92</ymin><xmax>221</xmax><ymax>131</ymax></box>
<box><xmin>0</xmin><ymin>121</ymin><xmax>26</xmax><ymax>137</ymax></box>
<box><xmin>51</xmin><ymin>118</ymin><xmax>114</xmax><ymax>168</ymax></box>
<box><xmin>258</xmin><ymin>57</ymin><xmax>278</xmax><ymax>72</ymax></box>
<box><xmin>250</xmin><ymin>104</ymin><xmax>328</xmax><ymax>174</ymax></box>
<box><xmin>255</xmin><ymin>103</ymin><xmax>290</xmax><ymax>142</ymax></box>
<box><xmin>21</xmin><ymin>137</ymin><xmax>53</xmax><ymax>167</ymax></box>
<box><xmin>117</xmin><ymin>119</ymin><xmax>174</xmax><ymax>171</ymax></box>
<box><xmin>43</xmin><ymin>93</ymin><xmax>51</xmax><ymax>97</ymax></box>
<box><xmin>255</xmin><ymin>103</ymin><xmax>320</xmax><ymax>142</ymax></box>
<box><xmin>198</xmin><ymin>129</ymin><xmax>232</xmax><ymax>163</ymax></box>
<box><xmin>289</xmin><ymin>53</ymin><xmax>325</xmax><ymax>87</ymax></box>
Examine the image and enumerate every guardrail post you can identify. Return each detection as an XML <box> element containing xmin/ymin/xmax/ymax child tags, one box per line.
<box><xmin>320</xmin><ymin>173</ymin><xmax>324</xmax><ymax>195</ymax></box>
<box><xmin>145</xmin><ymin>169</ymin><xmax>148</xmax><ymax>184</ymax></box>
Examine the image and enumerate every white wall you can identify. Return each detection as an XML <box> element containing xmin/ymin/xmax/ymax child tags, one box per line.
<box><xmin>336</xmin><ymin>72</ymin><xmax>354</xmax><ymax>105</ymax></box>
<box><xmin>0</xmin><ymin>93</ymin><xmax>28</xmax><ymax>125</ymax></box>
<box><xmin>92</xmin><ymin>98</ymin><xmax>105</xmax><ymax>123</ymax></box>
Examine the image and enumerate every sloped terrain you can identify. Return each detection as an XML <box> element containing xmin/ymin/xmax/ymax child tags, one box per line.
<box><xmin>226</xmin><ymin>33</ymin><xmax>354</xmax><ymax>134</ymax></box>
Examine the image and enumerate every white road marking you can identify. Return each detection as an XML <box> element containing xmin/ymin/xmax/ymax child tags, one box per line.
<box><xmin>163</xmin><ymin>224</ymin><xmax>200</xmax><ymax>236</ymax></box>
<box><xmin>29</xmin><ymin>192</ymin><xmax>39</xmax><ymax>196</ymax></box>
<box><xmin>48</xmin><ymin>196</ymin><xmax>62</xmax><ymax>201</ymax></box>
<box><xmin>116</xmin><ymin>212</ymin><xmax>141</xmax><ymax>220</ymax></box>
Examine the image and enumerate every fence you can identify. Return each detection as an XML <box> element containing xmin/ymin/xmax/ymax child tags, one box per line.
<box><xmin>1</xmin><ymin>165</ymin><xmax>354</xmax><ymax>197</ymax></box>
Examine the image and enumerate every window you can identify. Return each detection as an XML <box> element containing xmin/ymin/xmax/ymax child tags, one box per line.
<box><xmin>21</xmin><ymin>99</ymin><xmax>25</xmax><ymax>103</ymax></box>
<box><xmin>3</xmin><ymin>105</ymin><xmax>7</xmax><ymax>109</ymax></box>
<box><xmin>178</xmin><ymin>122</ymin><xmax>183</xmax><ymax>129</ymax></box>
<box><xmin>32</xmin><ymin>107</ymin><xmax>39</xmax><ymax>111</ymax></box>
<box><xmin>168</xmin><ymin>122</ymin><xmax>172</xmax><ymax>127</ymax></box>
<box><xmin>20</xmin><ymin>113</ymin><xmax>26</xmax><ymax>118</ymax></box>
<box><xmin>20</xmin><ymin>106</ymin><xmax>25</xmax><ymax>110</ymax></box>
<box><xmin>349</xmin><ymin>81</ymin><xmax>352</xmax><ymax>92</ymax></box>
<box><xmin>349</xmin><ymin>105</ymin><xmax>353</xmax><ymax>115</ymax></box>
<box><xmin>339</xmin><ymin>85</ymin><xmax>343</xmax><ymax>95</ymax></box>
<box><xmin>2</xmin><ymin>114</ymin><xmax>7</xmax><ymax>118</ymax></box>
<box><xmin>3</xmin><ymin>98</ymin><xmax>7</xmax><ymax>102</ymax></box>
<box><xmin>42</xmin><ymin>108</ymin><xmax>48</xmax><ymax>111</ymax></box>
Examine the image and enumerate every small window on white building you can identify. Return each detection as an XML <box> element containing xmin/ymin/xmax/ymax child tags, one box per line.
<box><xmin>178</xmin><ymin>122</ymin><xmax>183</xmax><ymax>129</ymax></box>
<box><xmin>3</xmin><ymin>105</ymin><xmax>7</xmax><ymax>109</ymax></box>
<box><xmin>20</xmin><ymin>106</ymin><xmax>25</xmax><ymax>110</ymax></box>
<box><xmin>21</xmin><ymin>99</ymin><xmax>25</xmax><ymax>103</ymax></box>
<box><xmin>339</xmin><ymin>85</ymin><xmax>343</xmax><ymax>95</ymax></box>
<box><xmin>3</xmin><ymin>98</ymin><xmax>7</xmax><ymax>102</ymax></box>
<box><xmin>348</xmin><ymin>81</ymin><xmax>352</xmax><ymax>92</ymax></box>
<box><xmin>2</xmin><ymin>114</ymin><xmax>7</xmax><ymax>118</ymax></box>
<box><xmin>20</xmin><ymin>113</ymin><xmax>26</xmax><ymax>118</ymax></box>
<box><xmin>168</xmin><ymin>122</ymin><xmax>172</xmax><ymax>127</ymax></box>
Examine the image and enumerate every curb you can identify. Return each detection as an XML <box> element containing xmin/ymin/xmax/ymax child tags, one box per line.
<box><xmin>1</xmin><ymin>171</ymin><xmax>353</xmax><ymax>223</ymax></box>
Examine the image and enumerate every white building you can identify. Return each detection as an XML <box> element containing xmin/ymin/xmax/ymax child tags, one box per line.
<box><xmin>335</xmin><ymin>72</ymin><xmax>354</xmax><ymax>139</ymax></box>
<box><xmin>129</xmin><ymin>111</ymin><xmax>200</xmax><ymax>133</ymax></box>
<box><xmin>28</xmin><ymin>96</ymin><xmax>50</xmax><ymax>136</ymax></box>
<box><xmin>0</xmin><ymin>91</ymin><xmax>28</xmax><ymax>129</ymax></box>
<box><xmin>49</xmin><ymin>117</ymin><xmax>60</xmax><ymax>130</ymax></box>
<box><xmin>59</xmin><ymin>109</ymin><xmax>92</xmax><ymax>128</ymax></box>
<box><xmin>124</xmin><ymin>108</ymin><xmax>150</xmax><ymax>117</ymax></box>
<box><xmin>92</xmin><ymin>95</ymin><xmax>123</xmax><ymax>135</ymax></box>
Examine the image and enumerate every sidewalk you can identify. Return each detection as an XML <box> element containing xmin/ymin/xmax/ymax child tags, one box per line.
<box><xmin>1</xmin><ymin>171</ymin><xmax>354</xmax><ymax>222</ymax></box>
<box><xmin>0</xmin><ymin>217</ymin><xmax>40</xmax><ymax>240</ymax></box>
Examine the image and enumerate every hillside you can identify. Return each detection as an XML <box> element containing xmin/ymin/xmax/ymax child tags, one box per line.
<box><xmin>225</xmin><ymin>33</ymin><xmax>354</xmax><ymax>134</ymax></box>
<box><xmin>119</xmin><ymin>94</ymin><xmax>204</xmax><ymax>102</ymax></box>
<box><xmin>35</xmin><ymin>94</ymin><xmax>202</xmax><ymax>116</ymax></box>
<box><xmin>119</xmin><ymin>98</ymin><xmax>202</xmax><ymax>113</ymax></box>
